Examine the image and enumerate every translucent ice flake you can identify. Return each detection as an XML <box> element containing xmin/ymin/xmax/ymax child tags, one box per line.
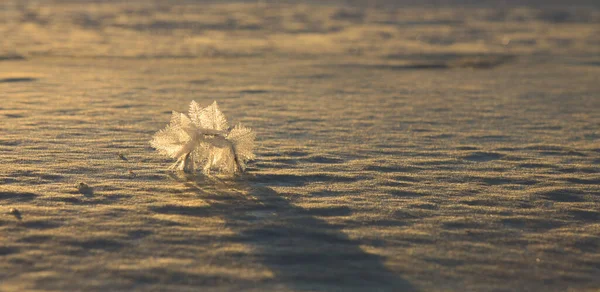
<box><xmin>150</xmin><ymin>101</ymin><xmax>256</xmax><ymax>175</ymax></box>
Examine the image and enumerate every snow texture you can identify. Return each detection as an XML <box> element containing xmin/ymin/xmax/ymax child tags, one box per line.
<box><xmin>150</xmin><ymin>101</ymin><xmax>256</xmax><ymax>175</ymax></box>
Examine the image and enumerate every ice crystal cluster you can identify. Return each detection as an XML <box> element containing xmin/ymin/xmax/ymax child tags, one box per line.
<box><xmin>150</xmin><ymin>101</ymin><xmax>255</xmax><ymax>175</ymax></box>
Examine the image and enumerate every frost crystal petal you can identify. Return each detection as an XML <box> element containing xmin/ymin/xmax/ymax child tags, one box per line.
<box><xmin>197</xmin><ymin>101</ymin><xmax>229</xmax><ymax>131</ymax></box>
<box><xmin>228</xmin><ymin>123</ymin><xmax>256</xmax><ymax>161</ymax></box>
<box><xmin>189</xmin><ymin>100</ymin><xmax>203</xmax><ymax>128</ymax></box>
<box><xmin>150</xmin><ymin>111</ymin><xmax>194</xmax><ymax>159</ymax></box>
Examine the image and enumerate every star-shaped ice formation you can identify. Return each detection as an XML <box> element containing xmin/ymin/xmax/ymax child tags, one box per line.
<box><xmin>150</xmin><ymin>101</ymin><xmax>256</xmax><ymax>175</ymax></box>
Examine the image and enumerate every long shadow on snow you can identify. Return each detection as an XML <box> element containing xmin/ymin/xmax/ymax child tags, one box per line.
<box><xmin>166</xmin><ymin>172</ymin><xmax>417</xmax><ymax>292</ymax></box>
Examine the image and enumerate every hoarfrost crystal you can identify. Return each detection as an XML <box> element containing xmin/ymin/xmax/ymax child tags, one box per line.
<box><xmin>150</xmin><ymin>101</ymin><xmax>256</xmax><ymax>175</ymax></box>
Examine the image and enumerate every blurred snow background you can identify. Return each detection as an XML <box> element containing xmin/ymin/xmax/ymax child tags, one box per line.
<box><xmin>1</xmin><ymin>0</ymin><xmax>599</xmax><ymax>60</ymax></box>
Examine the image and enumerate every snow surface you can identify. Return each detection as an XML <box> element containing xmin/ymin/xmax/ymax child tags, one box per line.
<box><xmin>1</xmin><ymin>1</ymin><xmax>599</xmax><ymax>291</ymax></box>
